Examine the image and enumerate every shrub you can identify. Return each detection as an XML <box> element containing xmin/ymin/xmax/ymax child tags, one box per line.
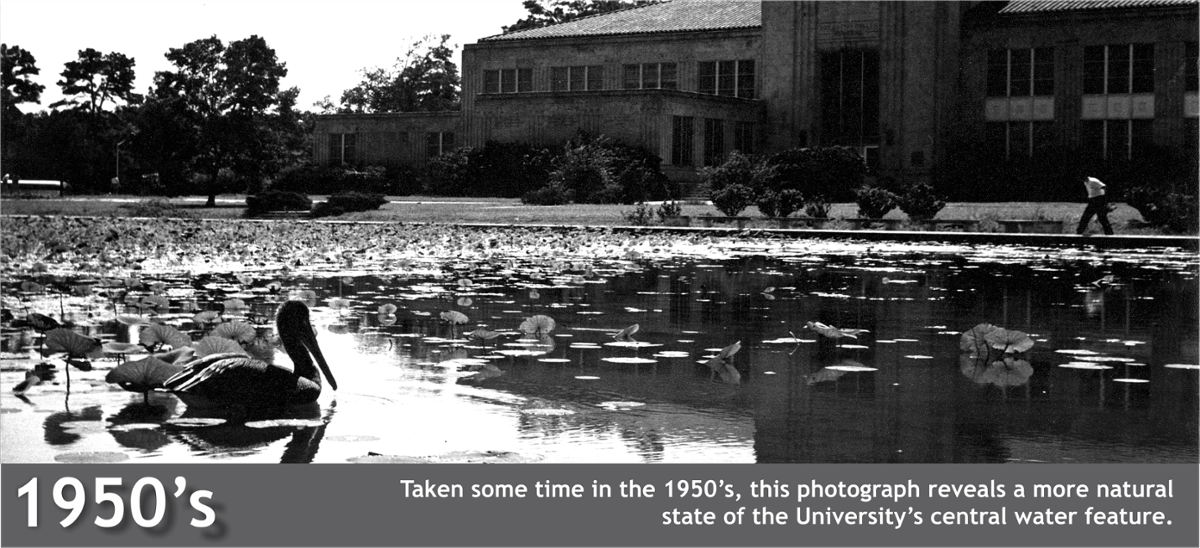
<box><xmin>521</xmin><ymin>182</ymin><xmax>570</xmax><ymax>205</ymax></box>
<box><xmin>310</xmin><ymin>192</ymin><xmax>388</xmax><ymax>218</ymax></box>
<box><xmin>854</xmin><ymin>186</ymin><xmax>899</xmax><ymax>219</ymax></box>
<box><xmin>1124</xmin><ymin>185</ymin><xmax>1198</xmax><ymax>234</ymax></box>
<box><xmin>523</xmin><ymin>131</ymin><xmax>672</xmax><ymax>205</ymax></box>
<box><xmin>656</xmin><ymin>200</ymin><xmax>683</xmax><ymax>223</ymax></box>
<box><xmin>757</xmin><ymin>189</ymin><xmax>805</xmax><ymax>218</ymax></box>
<box><xmin>119</xmin><ymin>198</ymin><xmax>192</xmax><ymax>218</ymax></box>
<box><xmin>273</xmin><ymin>163</ymin><xmax>414</xmax><ymax>195</ymax></box>
<box><xmin>467</xmin><ymin>142</ymin><xmax>554</xmax><ymax>198</ymax></box>
<box><xmin>701</xmin><ymin>151</ymin><xmax>775</xmax><ymax>217</ymax></box>
<box><xmin>424</xmin><ymin>148</ymin><xmax>474</xmax><ymax>196</ymax></box>
<box><xmin>767</xmin><ymin>146</ymin><xmax>865</xmax><ymax>218</ymax></box>
<box><xmin>245</xmin><ymin>191</ymin><xmax>312</xmax><ymax>215</ymax></box>
<box><xmin>622</xmin><ymin>202</ymin><xmax>654</xmax><ymax>226</ymax></box>
<box><xmin>896</xmin><ymin>182</ymin><xmax>946</xmax><ymax>220</ymax></box>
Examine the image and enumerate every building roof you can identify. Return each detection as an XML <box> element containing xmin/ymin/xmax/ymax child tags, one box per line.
<box><xmin>998</xmin><ymin>0</ymin><xmax>1198</xmax><ymax>14</ymax></box>
<box><xmin>481</xmin><ymin>0</ymin><xmax>760</xmax><ymax>42</ymax></box>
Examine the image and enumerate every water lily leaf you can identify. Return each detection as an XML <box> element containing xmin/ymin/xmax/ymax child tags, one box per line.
<box><xmin>612</xmin><ymin>324</ymin><xmax>639</xmax><ymax>341</ymax></box>
<box><xmin>378</xmin><ymin>303</ymin><xmax>398</xmax><ymax>315</ymax></box>
<box><xmin>984</xmin><ymin>328</ymin><xmax>1034</xmax><ymax>353</ymax></box>
<box><xmin>519</xmin><ymin>315</ymin><xmax>555</xmax><ymax>335</ymax></box>
<box><xmin>805</xmin><ymin>321</ymin><xmax>866</xmax><ymax>339</ymax></box>
<box><xmin>960</xmin><ymin>323</ymin><xmax>999</xmax><ymax>353</ymax></box>
<box><xmin>45</xmin><ymin>329</ymin><xmax>102</xmax><ymax>358</ymax></box>
<box><xmin>139</xmin><ymin>324</ymin><xmax>191</xmax><ymax>350</ymax></box>
<box><xmin>456</xmin><ymin>297</ymin><xmax>473</xmax><ymax>307</ymax></box>
<box><xmin>716</xmin><ymin>340</ymin><xmax>741</xmax><ymax>360</ymax></box>
<box><xmin>960</xmin><ymin>354</ymin><xmax>1033</xmax><ymax>387</ymax></box>
<box><xmin>467</xmin><ymin>328</ymin><xmax>501</xmax><ymax>340</ymax></box>
<box><xmin>806</xmin><ymin>367</ymin><xmax>848</xmax><ymax>385</ymax></box>
<box><xmin>440</xmin><ymin>310</ymin><xmax>468</xmax><ymax>324</ymax></box>
<box><xmin>329</xmin><ymin>297</ymin><xmax>351</xmax><ymax>310</ymax></box>
<box><xmin>379</xmin><ymin>314</ymin><xmax>397</xmax><ymax>326</ymax></box>
<box><xmin>117</xmin><ymin>314</ymin><xmax>151</xmax><ymax>326</ymax></box>
<box><xmin>222</xmin><ymin>298</ymin><xmax>247</xmax><ymax>312</ymax></box>
<box><xmin>156</xmin><ymin>346</ymin><xmax>197</xmax><ymax>365</ymax></box>
<box><xmin>211</xmin><ymin>320</ymin><xmax>256</xmax><ymax>343</ymax></box>
<box><xmin>193</xmin><ymin>337</ymin><xmax>248</xmax><ymax>357</ymax></box>
<box><xmin>21</xmin><ymin>281</ymin><xmax>45</xmax><ymax>293</ymax></box>
<box><xmin>192</xmin><ymin>311</ymin><xmax>221</xmax><ymax>325</ymax></box>
<box><xmin>140</xmin><ymin>295</ymin><xmax>170</xmax><ymax>311</ymax></box>
<box><xmin>105</xmin><ymin>356</ymin><xmax>186</xmax><ymax>393</ymax></box>
<box><xmin>26</xmin><ymin>313</ymin><xmax>59</xmax><ymax>332</ymax></box>
<box><xmin>102</xmin><ymin>342</ymin><xmax>143</xmax><ymax>355</ymax></box>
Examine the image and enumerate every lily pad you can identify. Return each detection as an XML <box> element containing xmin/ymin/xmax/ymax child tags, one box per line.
<box><xmin>984</xmin><ymin>328</ymin><xmax>1035</xmax><ymax>353</ymax></box>
<box><xmin>193</xmin><ymin>337</ymin><xmax>247</xmax><ymax>357</ymax></box>
<box><xmin>211</xmin><ymin>321</ymin><xmax>256</xmax><ymax>343</ymax></box>
<box><xmin>139</xmin><ymin>323</ymin><xmax>191</xmax><ymax>350</ymax></box>
<box><xmin>106</xmin><ymin>356</ymin><xmax>186</xmax><ymax>393</ymax></box>
<box><xmin>960</xmin><ymin>323</ymin><xmax>999</xmax><ymax>353</ymax></box>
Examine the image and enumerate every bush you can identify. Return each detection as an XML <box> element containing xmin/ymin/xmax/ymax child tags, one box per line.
<box><xmin>424</xmin><ymin>147</ymin><xmax>474</xmax><ymax>196</ymax></box>
<box><xmin>1124</xmin><ymin>185</ymin><xmax>1198</xmax><ymax>234</ymax></box>
<box><xmin>521</xmin><ymin>182</ymin><xmax>571</xmax><ymax>205</ymax></box>
<box><xmin>622</xmin><ymin>202</ymin><xmax>654</xmax><ymax>226</ymax></box>
<box><xmin>273</xmin><ymin>163</ymin><xmax>415</xmax><ymax>195</ymax></box>
<box><xmin>656</xmin><ymin>200</ymin><xmax>683</xmax><ymax>223</ymax></box>
<box><xmin>757</xmin><ymin>189</ymin><xmax>805</xmax><ymax>218</ymax></box>
<box><xmin>701</xmin><ymin>151</ymin><xmax>775</xmax><ymax>217</ymax></box>
<box><xmin>767</xmin><ymin>146</ymin><xmax>865</xmax><ymax>218</ymax></box>
<box><xmin>854</xmin><ymin>186</ymin><xmax>899</xmax><ymax>219</ymax></box>
<box><xmin>310</xmin><ymin>192</ymin><xmax>388</xmax><ymax>218</ymax></box>
<box><xmin>521</xmin><ymin>131</ymin><xmax>673</xmax><ymax>205</ymax></box>
<box><xmin>119</xmin><ymin>198</ymin><xmax>192</xmax><ymax>218</ymax></box>
<box><xmin>896</xmin><ymin>182</ymin><xmax>946</xmax><ymax>220</ymax></box>
<box><xmin>245</xmin><ymin>191</ymin><xmax>312</xmax><ymax>215</ymax></box>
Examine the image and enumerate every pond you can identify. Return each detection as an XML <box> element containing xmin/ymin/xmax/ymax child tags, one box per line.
<box><xmin>1</xmin><ymin>220</ymin><xmax>1197</xmax><ymax>463</ymax></box>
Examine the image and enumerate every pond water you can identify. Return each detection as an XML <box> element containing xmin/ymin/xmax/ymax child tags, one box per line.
<box><xmin>2</xmin><ymin>238</ymin><xmax>1197</xmax><ymax>464</ymax></box>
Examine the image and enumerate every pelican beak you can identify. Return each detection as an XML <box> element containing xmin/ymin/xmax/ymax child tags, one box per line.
<box><xmin>303</xmin><ymin>324</ymin><xmax>337</xmax><ymax>391</ymax></box>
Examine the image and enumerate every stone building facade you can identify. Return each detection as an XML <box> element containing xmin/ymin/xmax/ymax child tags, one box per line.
<box><xmin>312</xmin><ymin>0</ymin><xmax>1198</xmax><ymax>190</ymax></box>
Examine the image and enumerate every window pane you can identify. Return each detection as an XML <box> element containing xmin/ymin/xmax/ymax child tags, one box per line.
<box><xmin>587</xmin><ymin>66</ymin><xmax>604</xmax><ymax>90</ymax></box>
<box><xmin>660</xmin><ymin>63</ymin><xmax>677</xmax><ymax>90</ymax></box>
<box><xmin>672</xmin><ymin>116</ymin><xmax>694</xmax><ymax>165</ymax></box>
<box><xmin>501</xmin><ymin>69</ymin><xmax>516</xmax><ymax>93</ymax></box>
<box><xmin>642</xmin><ymin>64</ymin><xmax>659</xmax><ymax>89</ymax></box>
<box><xmin>570</xmin><ymin>66</ymin><xmax>585</xmax><ymax>91</ymax></box>
<box><xmin>1187</xmin><ymin>42</ymin><xmax>1198</xmax><ymax>93</ymax></box>
<box><xmin>737</xmin><ymin>60</ymin><xmax>755</xmax><ymax>98</ymax></box>
<box><xmin>1131</xmin><ymin>43</ymin><xmax>1154</xmax><ymax>94</ymax></box>
<box><xmin>1033</xmin><ymin>47</ymin><xmax>1054</xmax><ymax>96</ymax></box>
<box><xmin>1130</xmin><ymin>119</ymin><xmax>1153</xmax><ymax>158</ymax></box>
<box><xmin>518</xmin><ymin>69</ymin><xmax>532</xmax><ymax>92</ymax></box>
<box><xmin>820</xmin><ymin>51</ymin><xmax>842</xmax><ymax>142</ymax></box>
<box><xmin>1008</xmin><ymin>121</ymin><xmax>1030</xmax><ymax>158</ymax></box>
<box><xmin>1010</xmin><ymin>49</ymin><xmax>1031</xmax><ymax>97</ymax></box>
<box><xmin>1032</xmin><ymin>121</ymin><xmax>1055</xmax><ymax>159</ymax></box>
<box><xmin>717</xmin><ymin>60</ymin><xmax>736</xmax><ymax>96</ymax></box>
<box><xmin>1108</xmin><ymin>45</ymin><xmax>1130</xmax><ymax>94</ymax></box>
<box><xmin>862</xmin><ymin>49</ymin><xmax>880</xmax><ymax>138</ymax></box>
<box><xmin>623</xmin><ymin>64</ymin><xmax>640</xmax><ymax>89</ymax></box>
<box><xmin>484</xmin><ymin>70</ymin><xmax>500</xmax><ymax>94</ymax></box>
<box><xmin>1081</xmin><ymin>120</ymin><xmax>1105</xmax><ymax>160</ymax></box>
<box><xmin>328</xmin><ymin>134</ymin><xmax>341</xmax><ymax>165</ymax></box>
<box><xmin>698</xmin><ymin>61</ymin><xmax>716</xmax><ymax>94</ymax></box>
<box><xmin>443</xmin><ymin>132</ymin><xmax>455</xmax><ymax>151</ymax></box>
<box><xmin>843</xmin><ymin>51</ymin><xmax>864</xmax><ymax>139</ymax></box>
<box><xmin>734</xmin><ymin>121</ymin><xmax>754</xmax><ymax>154</ymax></box>
<box><xmin>1083</xmin><ymin>46</ymin><xmax>1105</xmax><ymax>94</ymax></box>
<box><xmin>704</xmin><ymin>118</ymin><xmax>724</xmax><ymax>166</ymax></box>
<box><xmin>343</xmin><ymin>134</ymin><xmax>356</xmax><ymax>165</ymax></box>
<box><xmin>551</xmin><ymin>67</ymin><xmax>568</xmax><ymax>92</ymax></box>
<box><xmin>1106</xmin><ymin>119</ymin><xmax>1129</xmax><ymax>160</ymax></box>
<box><xmin>426</xmin><ymin>132</ymin><xmax>440</xmax><ymax>157</ymax></box>
<box><xmin>987</xmin><ymin>50</ymin><xmax>1009</xmax><ymax>97</ymax></box>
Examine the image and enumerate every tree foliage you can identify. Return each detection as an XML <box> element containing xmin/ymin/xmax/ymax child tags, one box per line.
<box><xmin>502</xmin><ymin>0</ymin><xmax>660</xmax><ymax>33</ymax></box>
<box><xmin>332</xmin><ymin>34</ymin><xmax>460</xmax><ymax>114</ymax></box>
<box><xmin>2</xmin><ymin>44</ymin><xmax>45</xmax><ymax>117</ymax></box>
<box><xmin>51</xmin><ymin>48</ymin><xmax>140</xmax><ymax>114</ymax></box>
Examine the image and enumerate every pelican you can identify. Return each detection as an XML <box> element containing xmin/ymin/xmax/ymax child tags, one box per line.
<box><xmin>162</xmin><ymin>301</ymin><xmax>336</xmax><ymax>406</ymax></box>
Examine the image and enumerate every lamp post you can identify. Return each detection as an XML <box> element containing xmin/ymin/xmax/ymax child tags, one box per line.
<box><xmin>113</xmin><ymin>139</ymin><xmax>126</xmax><ymax>193</ymax></box>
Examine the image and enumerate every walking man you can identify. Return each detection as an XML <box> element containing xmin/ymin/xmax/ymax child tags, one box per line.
<box><xmin>1076</xmin><ymin>176</ymin><xmax>1114</xmax><ymax>235</ymax></box>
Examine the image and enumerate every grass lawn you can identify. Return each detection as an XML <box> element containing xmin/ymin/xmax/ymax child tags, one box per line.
<box><xmin>0</xmin><ymin>194</ymin><xmax>1160</xmax><ymax>234</ymax></box>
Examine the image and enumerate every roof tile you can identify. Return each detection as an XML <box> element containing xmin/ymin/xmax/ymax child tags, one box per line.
<box><xmin>998</xmin><ymin>0</ymin><xmax>1197</xmax><ymax>14</ymax></box>
<box><xmin>482</xmin><ymin>0</ymin><xmax>760</xmax><ymax>41</ymax></box>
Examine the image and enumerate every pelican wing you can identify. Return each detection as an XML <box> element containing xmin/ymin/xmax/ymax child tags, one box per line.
<box><xmin>162</xmin><ymin>353</ymin><xmax>267</xmax><ymax>393</ymax></box>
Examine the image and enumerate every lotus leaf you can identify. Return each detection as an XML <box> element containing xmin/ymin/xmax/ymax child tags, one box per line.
<box><xmin>440</xmin><ymin>310</ymin><xmax>469</xmax><ymax>324</ymax></box>
<box><xmin>45</xmin><ymin>329</ymin><xmax>102</xmax><ymax>358</ymax></box>
<box><xmin>959</xmin><ymin>355</ymin><xmax>1033</xmax><ymax>387</ymax></box>
<box><xmin>140</xmin><ymin>295</ymin><xmax>170</xmax><ymax>310</ymax></box>
<box><xmin>212</xmin><ymin>321</ymin><xmax>256</xmax><ymax>343</ymax></box>
<box><xmin>102</xmin><ymin>342</ymin><xmax>143</xmax><ymax>355</ymax></box>
<box><xmin>456</xmin><ymin>297</ymin><xmax>473</xmax><ymax>307</ymax></box>
<box><xmin>379</xmin><ymin>314</ymin><xmax>397</xmax><ymax>326</ymax></box>
<box><xmin>106</xmin><ymin>356</ymin><xmax>186</xmax><ymax>393</ymax></box>
<box><xmin>192</xmin><ymin>311</ymin><xmax>221</xmax><ymax>325</ymax></box>
<box><xmin>139</xmin><ymin>324</ymin><xmax>191</xmax><ymax>350</ymax></box>
<box><xmin>984</xmin><ymin>328</ymin><xmax>1034</xmax><ymax>353</ymax></box>
<box><xmin>805</xmin><ymin>321</ymin><xmax>866</xmax><ymax>339</ymax></box>
<box><xmin>468</xmin><ymin>328</ymin><xmax>501</xmax><ymax>340</ymax></box>
<box><xmin>26</xmin><ymin>313</ymin><xmax>59</xmax><ymax>332</ymax></box>
<box><xmin>519</xmin><ymin>315</ymin><xmax>555</xmax><ymax>334</ymax></box>
<box><xmin>117</xmin><ymin>314</ymin><xmax>151</xmax><ymax>326</ymax></box>
<box><xmin>959</xmin><ymin>323</ymin><xmax>999</xmax><ymax>354</ymax></box>
<box><xmin>612</xmin><ymin>324</ymin><xmax>640</xmax><ymax>341</ymax></box>
<box><xmin>193</xmin><ymin>336</ymin><xmax>248</xmax><ymax>357</ymax></box>
<box><xmin>20</xmin><ymin>281</ymin><xmax>45</xmax><ymax>293</ymax></box>
<box><xmin>378</xmin><ymin>303</ymin><xmax>398</xmax><ymax>315</ymax></box>
<box><xmin>222</xmin><ymin>298</ymin><xmax>247</xmax><ymax>312</ymax></box>
<box><xmin>329</xmin><ymin>297</ymin><xmax>351</xmax><ymax>310</ymax></box>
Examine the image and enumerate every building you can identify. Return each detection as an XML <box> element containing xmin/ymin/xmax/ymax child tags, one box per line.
<box><xmin>313</xmin><ymin>0</ymin><xmax>1198</xmax><ymax>194</ymax></box>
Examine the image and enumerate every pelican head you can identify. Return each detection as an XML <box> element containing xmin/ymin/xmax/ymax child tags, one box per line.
<box><xmin>277</xmin><ymin>301</ymin><xmax>337</xmax><ymax>391</ymax></box>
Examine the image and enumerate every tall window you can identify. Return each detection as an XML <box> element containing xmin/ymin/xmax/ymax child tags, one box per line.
<box><xmin>988</xmin><ymin>48</ymin><xmax>1054</xmax><ymax>97</ymax></box>
<box><xmin>703</xmin><ymin>118</ymin><xmax>725</xmax><ymax>167</ymax></box>
<box><xmin>328</xmin><ymin>133</ymin><xmax>356</xmax><ymax>166</ymax></box>
<box><xmin>1186</xmin><ymin>42</ymin><xmax>1198</xmax><ymax>93</ymax></box>
<box><xmin>697</xmin><ymin>60</ymin><xmax>755</xmax><ymax>98</ymax></box>
<box><xmin>1081</xmin><ymin>119</ymin><xmax>1153</xmax><ymax>160</ymax></box>
<box><xmin>483</xmin><ymin>69</ymin><xmax>532</xmax><ymax>94</ymax></box>
<box><xmin>426</xmin><ymin>132</ymin><xmax>455</xmax><ymax>157</ymax></box>
<box><xmin>819</xmin><ymin>49</ymin><xmax>879</xmax><ymax>146</ymax></box>
<box><xmin>623</xmin><ymin>63</ymin><xmax>677</xmax><ymax>90</ymax></box>
<box><xmin>1083</xmin><ymin>44</ymin><xmax>1154</xmax><ymax>95</ymax></box>
<box><xmin>552</xmin><ymin>66</ymin><xmax>604</xmax><ymax>91</ymax></box>
<box><xmin>671</xmin><ymin>116</ymin><xmax>694</xmax><ymax>166</ymax></box>
<box><xmin>733</xmin><ymin>122</ymin><xmax>755</xmax><ymax>154</ymax></box>
<box><xmin>986</xmin><ymin>122</ymin><xmax>1056</xmax><ymax>159</ymax></box>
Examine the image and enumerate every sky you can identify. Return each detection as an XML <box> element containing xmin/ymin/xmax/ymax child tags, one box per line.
<box><xmin>0</xmin><ymin>0</ymin><xmax>530</xmax><ymax>111</ymax></box>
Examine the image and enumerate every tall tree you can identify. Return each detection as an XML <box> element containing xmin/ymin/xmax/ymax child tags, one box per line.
<box><xmin>51</xmin><ymin>48</ymin><xmax>139</xmax><ymax>114</ymax></box>
<box><xmin>151</xmin><ymin>34</ymin><xmax>290</xmax><ymax>205</ymax></box>
<box><xmin>502</xmin><ymin>0</ymin><xmax>660</xmax><ymax>33</ymax></box>
<box><xmin>2</xmin><ymin>44</ymin><xmax>47</xmax><ymax>177</ymax></box>
<box><xmin>337</xmin><ymin>34</ymin><xmax>460</xmax><ymax>113</ymax></box>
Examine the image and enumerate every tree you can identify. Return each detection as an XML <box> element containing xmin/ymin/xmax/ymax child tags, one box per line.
<box><xmin>336</xmin><ymin>34</ymin><xmax>460</xmax><ymax>113</ymax></box>
<box><xmin>51</xmin><ymin>48</ymin><xmax>139</xmax><ymax>114</ymax></box>
<box><xmin>502</xmin><ymin>0</ymin><xmax>660</xmax><ymax>33</ymax></box>
<box><xmin>151</xmin><ymin>35</ymin><xmax>290</xmax><ymax>205</ymax></box>
<box><xmin>2</xmin><ymin>44</ymin><xmax>46</xmax><ymax>176</ymax></box>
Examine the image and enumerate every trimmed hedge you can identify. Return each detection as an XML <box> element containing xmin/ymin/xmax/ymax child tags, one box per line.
<box><xmin>310</xmin><ymin>192</ymin><xmax>389</xmax><ymax>218</ymax></box>
<box><xmin>245</xmin><ymin>191</ymin><xmax>312</xmax><ymax>215</ymax></box>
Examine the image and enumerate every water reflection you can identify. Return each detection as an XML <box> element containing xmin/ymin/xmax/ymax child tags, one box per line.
<box><xmin>2</xmin><ymin>251</ymin><xmax>1197</xmax><ymax>463</ymax></box>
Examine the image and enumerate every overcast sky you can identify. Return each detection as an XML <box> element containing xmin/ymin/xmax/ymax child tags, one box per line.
<box><xmin>0</xmin><ymin>0</ymin><xmax>530</xmax><ymax>112</ymax></box>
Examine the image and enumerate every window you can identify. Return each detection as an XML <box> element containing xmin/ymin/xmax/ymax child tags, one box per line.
<box><xmin>623</xmin><ymin>63</ymin><xmax>677</xmax><ymax>90</ymax></box>
<box><xmin>987</xmin><ymin>121</ymin><xmax>1056</xmax><ymax>159</ymax></box>
<box><xmin>328</xmin><ymin>133</ymin><xmax>356</xmax><ymax>166</ymax></box>
<box><xmin>819</xmin><ymin>49</ymin><xmax>880</xmax><ymax>146</ymax></box>
<box><xmin>703</xmin><ymin>118</ymin><xmax>725</xmax><ymax>167</ymax></box>
<box><xmin>483</xmin><ymin>69</ymin><xmax>532</xmax><ymax>94</ymax></box>
<box><xmin>733</xmin><ymin>121</ymin><xmax>755</xmax><ymax>155</ymax></box>
<box><xmin>552</xmin><ymin>66</ymin><xmax>604</xmax><ymax>92</ymax></box>
<box><xmin>1081</xmin><ymin>119</ymin><xmax>1153</xmax><ymax>160</ymax></box>
<box><xmin>987</xmin><ymin>48</ymin><xmax>1054</xmax><ymax>97</ymax></box>
<box><xmin>698</xmin><ymin>60</ymin><xmax>755</xmax><ymax>98</ymax></box>
<box><xmin>1083</xmin><ymin>44</ymin><xmax>1154</xmax><ymax>95</ymax></box>
<box><xmin>426</xmin><ymin>132</ymin><xmax>455</xmax><ymax>157</ymax></box>
<box><xmin>671</xmin><ymin>116</ymin><xmax>694</xmax><ymax>166</ymax></box>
